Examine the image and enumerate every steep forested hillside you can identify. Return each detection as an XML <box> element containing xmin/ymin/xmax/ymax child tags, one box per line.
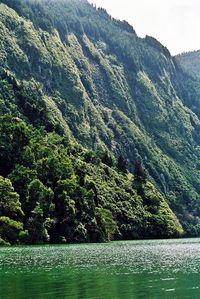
<box><xmin>176</xmin><ymin>51</ymin><xmax>200</xmax><ymax>80</ymax></box>
<box><xmin>175</xmin><ymin>52</ymin><xmax>200</xmax><ymax>127</ymax></box>
<box><xmin>0</xmin><ymin>0</ymin><xmax>200</xmax><ymax>244</ymax></box>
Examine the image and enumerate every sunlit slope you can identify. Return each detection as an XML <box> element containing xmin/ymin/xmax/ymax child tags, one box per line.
<box><xmin>0</xmin><ymin>0</ymin><xmax>200</xmax><ymax>237</ymax></box>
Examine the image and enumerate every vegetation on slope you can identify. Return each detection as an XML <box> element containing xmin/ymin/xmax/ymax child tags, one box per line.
<box><xmin>0</xmin><ymin>75</ymin><xmax>183</xmax><ymax>245</ymax></box>
<box><xmin>176</xmin><ymin>51</ymin><xmax>200</xmax><ymax>80</ymax></box>
<box><xmin>0</xmin><ymin>0</ymin><xmax>200</xmax><ymax>243</ymax></box>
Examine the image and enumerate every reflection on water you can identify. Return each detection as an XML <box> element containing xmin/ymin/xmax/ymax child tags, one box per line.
<box><xmin>1</xmin><ymin>239</ymin><xmax>200</xmax><ymax>298</ymax></box>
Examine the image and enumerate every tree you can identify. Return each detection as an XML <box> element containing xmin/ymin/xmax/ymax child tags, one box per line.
<box><xmin>134</xmin><ymin>159</ymin><xmax>147</xmax><ymax>182</ymax></box>
<box><xmin>0</xmin><ymin>216</ymin><xmax>24</xmax><ymax>245</ymax></box>
<box><xmin>28</xmin><ymin>179</ymin><xmax>54</xmax><ymax>218</ymax></box>
<box><xmin>116</xmin><ymin>155</ymin><xmax>127</xmax><ymax>173</ymax></box>
<box><xmin>8</xmin><ymin>165</ymin><xmax>37</xmax><ymax>212</ymax></box>
<box><xmin>134</xmin><ymin>150</ymin><xmax>147</xmax><ymax>182</ymax></box>
<box><xmin>27</xmin><ymin>202</ymin><xmax>48</xmax><ymax>244</ymax></box>
<box><xmin>95</xmin><ymin>208</ymin><xmax>117</xmax><ymax>241</ymax></box>
<box><xmin>0</xmin><ymin>176</ymin><xmax>24</xmax><ymax>219</ymax></box>
<box><xmin>0</xmin><ymin>115</ymin><xmax>30</xmax><ymax>175</ymax></box>
<box><xmin>37</xmin><ymin>154</ymin><xmax>74</xmax><ymax>187</ymax></box>
<box><xmin>101</xmin><ymin>151</ymin><xmax>113</xmax><ymax>167</ymax></box>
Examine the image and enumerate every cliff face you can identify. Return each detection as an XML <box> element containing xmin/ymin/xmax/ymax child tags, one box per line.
<box><xmin>0</xmin><ymin>0</ymin><xmax>200</xmax><ymax>244</ymax></box>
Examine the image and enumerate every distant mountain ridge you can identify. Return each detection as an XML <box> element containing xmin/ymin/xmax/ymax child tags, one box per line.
<box><xmin>176</xmin><ymin>50</ymin><xmax>200</xmax><ymax>80</ymax></box>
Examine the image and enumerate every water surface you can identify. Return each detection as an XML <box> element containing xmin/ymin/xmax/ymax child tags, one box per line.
<box><xmin>1</xmin><ymin>239</ymin><xmax>200</xmax><ymax>298</ymax></box>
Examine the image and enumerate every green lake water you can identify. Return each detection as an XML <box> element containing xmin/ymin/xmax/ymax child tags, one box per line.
<box><xmin>1</xmin><ymin>239</ymin><xmax>200</xmax><ymax>299</ymax></box>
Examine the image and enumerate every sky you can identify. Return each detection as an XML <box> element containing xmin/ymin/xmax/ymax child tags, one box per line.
<box><xmin>88</xmin><ymin>0</ymin><xmax>200</xmax><ymax>55</ymax></box>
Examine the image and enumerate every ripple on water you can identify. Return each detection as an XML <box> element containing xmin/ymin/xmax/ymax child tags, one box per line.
<box><xmin>1</xmin><ymin>238</ymin><xmax>200</xmax><ymax>275</ymax></box>
<box><xmin>1</xmin><ymin>239</ymin><xmax>200</xmax><ymax>299</ymax></box>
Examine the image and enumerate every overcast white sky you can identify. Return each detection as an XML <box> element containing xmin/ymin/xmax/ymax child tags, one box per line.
<box><xmin>88</xmin><ymin>0</ymin><xmax>200</xmax><ymax>55</ymax></box>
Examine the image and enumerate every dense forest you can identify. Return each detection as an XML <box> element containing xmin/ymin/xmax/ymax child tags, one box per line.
<box><xmin>0</xmin><ymin>0</ymin><xmax>200</xmax><ymax>245</ymax></box>
<box><xmin>176</xmin><ymin>50</ymin><xmax>200</xmax><ymax>80</ymax></box>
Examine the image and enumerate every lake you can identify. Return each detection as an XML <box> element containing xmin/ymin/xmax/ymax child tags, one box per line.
<box><xmin>0</xmin><ymin>239</ymin><xmax>200</xmax><ymax>299</ymax></box>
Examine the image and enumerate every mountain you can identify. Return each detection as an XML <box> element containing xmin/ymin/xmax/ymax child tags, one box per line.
<box><xmin>176</xmin><ymin>50</ymin><xmax>200</xmax><ymax>80</ymax></box>
<box><xmin>1</xmin><ymin>0</ymin><xmax>200</xmax><ymax>245</ymax></box>
<box><xmin>175</xmin><ymin>51</ymin><xmax>200</xmax><ymax>124</ymax></box>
